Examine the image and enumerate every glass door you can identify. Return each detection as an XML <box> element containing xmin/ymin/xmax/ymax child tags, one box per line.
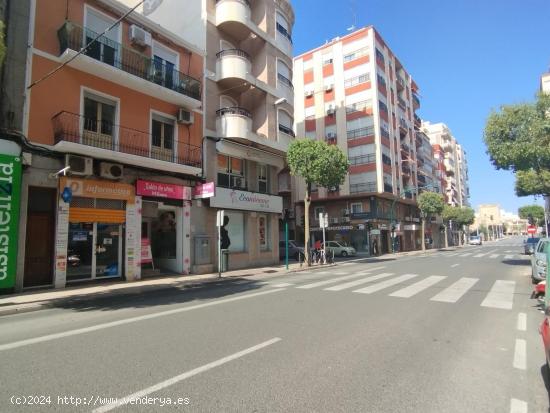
<box><xmin>95</xmin><ymin>223</ymin><xmax>122</xmax><ymax>278</ymax></box>
<box><xmin>67</xmin><ymin>223</ymin><xmax>95</xmax><ymax>281</ymax></box>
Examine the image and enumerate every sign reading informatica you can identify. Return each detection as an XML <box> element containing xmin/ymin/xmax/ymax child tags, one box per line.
<box><xmin>0</xmin><ymin>154</ymin><xmax>21</xmax><ymax>289</ymax></box>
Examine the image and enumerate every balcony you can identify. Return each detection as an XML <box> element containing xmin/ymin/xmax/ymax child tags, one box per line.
<box><xmin>350</xmin><ymin>181</ymin><xmax>377</xmax><ymax>194</ymax></box>
<box><xmin>349</xmin><ymin>153</ymin><xmax>376</xmax><ymax>166</ymax></box>
<box><xmin>57</xmin><ymin>22</ymin><xmax>201</xmax><ymax>108</ymax></box>
<box><xmin>397</xmin><ymin>96</ymin><xmax>406</xmax><ymax>109</ymax></box>
<box><xmin>414</xmin><ymin>114</ymin><xmax>421</xmax><ymax>128</ymax></box>
<box><xmin>382</xmin><ymin>154</ymin><xmax>392</xmax><ymax>166</ymax></box>
<box><xmin>384</xmin><ymin>183</ymin><xmax>393</xmax><ymax>193</ymax></box>
<box><xmin>216</xmin><ymin>49</ymin><xmax>251</xmax><ymax>89</ymax></box>
<box><xmin>396</xmin><ymin>76</ymin><xmax>405</xmax><ymax>90</ymax></box>
<box><xmin>325</xmin><ymin>135</ymin><xmax>337</xmax><ymax>145</ymax></box>
<box><xmin>401</xmin><ymin>143</ymin><xmax>410</xmax><ymax>154</ymax></box>
<box><xmin>347</xmin><ymin>126</ymin><xmax>375</xmax><ymax>140</ymax></box>
<box><xmin>215</xmin><ymin>0</ymin><xmax>252</xmax><ymax>40</ymax></box>
<box><xmin>412</xmin><ymin>92</ymin><xmax>420</xmax><ymax>109</ymax></box>
<box><xmin>216</xmin><ymin>106</ymin><xmax>252</xmax><ymax>140</ymax></box>
<box><xmin>52</xmin><ymin>112</ymin><xmax>201</xmax><ymax>174</ymax></box>
<box><xmin>380</xmin><ymin>128</ymin><xmax>390</xmax><ymax>139</ymax></box>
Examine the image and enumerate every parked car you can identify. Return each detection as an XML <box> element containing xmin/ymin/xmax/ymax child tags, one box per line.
<box><xmin>540</xmin><ymin>305</ymin><xmax>550</xmax><ymax>369</ymax></box>
<box><xmin>279</xmin><ymin>240</ymin><xmax>305</xmax><ymax>261</ymax></box>
<box><xmin>525</xmin><ymin>237</ymin><xmax>541</xmax><ymax>255</ymax></box>
<box><xmin>469</xmin><ymin>235</ymin><xmax>482</xmax><ymax>245</ymax></box>
<box><xmin>531</xmin><ymin>238</ymin><xmax>549</xmax><ymax>283</ymax></box>
<box><xmin>323</xmin><ymin>241</ymin><xmax>356</xmax><ymax>257</ymax></box>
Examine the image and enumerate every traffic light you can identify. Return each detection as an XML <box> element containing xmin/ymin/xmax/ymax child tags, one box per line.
<box><xmin>366</xmin><ymin>221</ymin><xmax>372</xmax><ymax>231</ymax></box>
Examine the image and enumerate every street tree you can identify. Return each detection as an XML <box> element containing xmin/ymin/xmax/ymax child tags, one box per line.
<box><xmin>455</xmin><ymin>207</ymin><xmax>476</xmax><ymax>245</ymax></box>
<box><xmin>518</xmin><ymin>204</ymin><xmax>545</xmax><ymax>226</ymax></box>
<box><xmin>441</xmin><ymin>205</ymin><xmax>460</xmax><ymax>248</ymax></box>
<box><xmin>483</xmin><ymin>92</ymin><xmax>550</xmax><ymax>197</ymax></box>
<box><xmin>417</xmin><ymin>192</ymin><xmax>445</xmax><ymax>251</ymax></box>
<box><xmin>287</xmin><ymin>139</ymin><xmax>349</xmax><ymax>265</ymax></box>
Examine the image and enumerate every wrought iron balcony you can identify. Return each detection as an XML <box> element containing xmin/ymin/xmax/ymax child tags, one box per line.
<box><xmin>52</xmin><ymin>111</ymin><xmax>202</xmax><ymax>168</ymax></box>
<box><xmin>57</xmin><ymin>21</ymin><xmax>201</xmax><ymax>101</ymax></box>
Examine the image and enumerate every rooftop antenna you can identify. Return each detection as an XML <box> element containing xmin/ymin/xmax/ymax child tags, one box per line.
<box><xmin>347</xmin><ymin>0</ymin><xmax>357</xmax><ymax>32</ymax></box>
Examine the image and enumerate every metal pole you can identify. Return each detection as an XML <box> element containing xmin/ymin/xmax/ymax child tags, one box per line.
<box><xmin>322</xmin><ymin>214</ymin><xmax>326</xmax><ymax>264</ymax></box>
<box><xmin>218</xmin><ymin>224</ymin><xmax>221</xmax><ymax>278</ymax></box>
<box><xmin>285</xmin><ymin>220</ymin><xmax>289</xmax><ymax>270</ymax></box>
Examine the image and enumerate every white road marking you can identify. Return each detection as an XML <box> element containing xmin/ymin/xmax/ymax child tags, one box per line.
<box><xmin>489</xmin><ymin>254</ymin><xmax>499</xmax><ymax>259</ymax></box>
<box><xmin>430</xmin><ymin>277</ymin><xmax>479</xmax><ymax>303</ymax></box>
<box><xmin>92</xmin><ymin>337</ymin><xmax>282</xmax><ymax>413</ymax></box>
<box><xmin>451</xmin><ymin>264</ymin><xmax>460</xmax><ymax>268</ymax></box>
<box><xmin>481</xmin><ymin>280</ymin><xmax>515</xmax><ymax>310</ymax></box>
<box><xmin>270</xmin><ymin>283</ymin><xmax>294</xmax><ymax>288</ymax></box>
<box><xmin>517</xmin><ymin>313</ymin><xmax>527</xmax><ymax>331</ymax></box>
<box><xmin>0</xmin><ymin>289</ymin><xmax>286</xmax><ymax>352</ymax></box>
<box><xmin>513</xmin><ymin>339</ymin><xmax>527</xmax><ymax>370</ymax></box>
<box><xmin>333</xmin><ymin>272</ymin><xmax>349</xmax><ymax>275</ymax></box>
<box><xmin>510</xmin><ymin>398</ymin><xmax>527</xmax><ymax>413</ymax></box>
<box><xmin>460</xmin><ymin>253</ymin><xmax>472</xmax><ymax>257</ymax></box>
<box><xmin>389</xmin><ymin>276</ymin><xmax>446</xmax><ymax>298</ymax></box>
<box><xmin>324</xmin><ymin>273</ymin><xmax>395</xmax><ymax>291</ymax></box>
<box><xmin>296</xmin><ymin>267</ymin><xmax>385</xmax><ymax>289</ymax></box>
<box><xmin>504</xmin><ymin>255</ymin><xmax>513</xmax><ymax>259</ymax></box>
<box><xmin>473</xmin><ymin>253</ymin><xmax>485</xmax><ymax>258</ymax></box>
<box><xmin>353</xmin><ymin>274</ymin><xmax>419</xmax><ymax>294</ymax></box>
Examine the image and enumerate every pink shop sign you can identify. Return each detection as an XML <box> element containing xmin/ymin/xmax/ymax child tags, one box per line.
<box><xmin>136</xmin><ymin>180</ymin><xmax>191</xmax><ymax>200</ymax></box>
<box><xmin>192</xmin><ymin>182</ymin><xmax>215</xmax><ymax>199</ymax></box>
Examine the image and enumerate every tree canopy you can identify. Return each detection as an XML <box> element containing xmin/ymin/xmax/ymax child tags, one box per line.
<box><xmin>417</xmin><ymin>192</ymin><xmax>445</xmax><ymax>216</ymax></box>
<box><xmin>484</xmin><ymin>92</ymin><xmax>550</xmax><ymax>196</ymax></box>
<box><xmin>456</xmin><ymin>207</ymin><xmax>475</xmax><ymax>227</ymax></box>
<box><xmin>518</xmin><ymin>204</ymin><xmax>545</xmax><ymax>226</ymax></box>
<box><xmin>287</xmin><ymin>139</ymin><xmax>349</xmax><ymax>190</ymax></box>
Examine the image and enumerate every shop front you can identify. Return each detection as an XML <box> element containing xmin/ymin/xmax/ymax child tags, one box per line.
<box><xmin>136</xmin><ymin>179</ymin><xmax>192</xmax><ymax>276</ymax></box>
<box><xmin>209</xmin><ymin>187</ymin><xmax>282</xmax><ymax>270</ymax></box>
<box><xmin>54</xmin><ymin>177</ymin><xmax>139</xmax><ymax>288</ymax></box>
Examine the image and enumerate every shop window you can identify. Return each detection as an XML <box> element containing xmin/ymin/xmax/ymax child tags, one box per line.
<box><xmin>218</xmin><ymin>154</ymin><xmax>247</xmax><ymax>189</ymax></box>
<box><xmin>259</xmin><ymin>215</ymin><xmax>270</xmax><ymax>250</ymax></box>
<box><xmin>258</xmin><ymin>165</ymin><xmax>269</xmax><ymax>194</ymax></box>
<box><xmin>225</xmin><ymin>211</ymin><xmax>245</xmax><ymax>252</ymax></box>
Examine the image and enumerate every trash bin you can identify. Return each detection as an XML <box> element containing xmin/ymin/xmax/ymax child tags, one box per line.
<box><xmin>221</xmin><ymin>249</ymin><xmax>229</xmax><ymax>272</ymax></box>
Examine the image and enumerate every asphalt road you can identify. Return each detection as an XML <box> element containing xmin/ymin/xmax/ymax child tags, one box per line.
<box><xmin>0</xmin><ymin>236</ymin><xmax>547</xmax><ymax>413</ymax></box>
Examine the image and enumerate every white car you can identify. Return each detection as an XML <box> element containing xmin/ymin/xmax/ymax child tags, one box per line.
<box><xmin>323</xmin><ymin>241</ymin><xmax>356</xmax><ymax>257</ymax></box>
<box><xmin>469</xmin><ymin>235</ymin><xmax>482</xmax><ymax>245</ymax></box>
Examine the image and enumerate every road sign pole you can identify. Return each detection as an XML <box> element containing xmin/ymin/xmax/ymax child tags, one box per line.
<box><xmin>322</xmin><ymin>213</ymin><xmax>327</xmax><ymax>264</ymax></box>
<box><xmin>216</xmin><ymin>210</ymin><xmax>224</xmax><ymax>278</ymax></box>
<box><xmin>285</xmin><ymin>220</ymin><xmax>289</xmax><ymax>270</ymax></box>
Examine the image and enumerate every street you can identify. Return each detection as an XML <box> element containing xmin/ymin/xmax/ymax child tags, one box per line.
<box><xmin>0</xmin><ymin>236</ymin><xmax>547</xmax><ymax>412</ymax></box>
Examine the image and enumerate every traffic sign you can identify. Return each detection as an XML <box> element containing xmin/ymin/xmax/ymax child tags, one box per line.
<box><xmin>527</xmin><ymin>226</ymin><xmax>536</xmax><ymax>234</ymax></box>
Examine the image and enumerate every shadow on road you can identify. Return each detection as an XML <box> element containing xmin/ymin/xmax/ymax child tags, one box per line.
<box><xmin>501</xmin><ymin>259</ymin><xmax>531</xmax><ymax>266</ymax></box>
<box><xmin>49</xmin><ymin>277</ymin><xmax>265</xmax><ymax>313</ymax></box>
<box><xmin>540</xmin><ymin>364</ymin><xmax>550</xmax><ymax>412</ymax></box>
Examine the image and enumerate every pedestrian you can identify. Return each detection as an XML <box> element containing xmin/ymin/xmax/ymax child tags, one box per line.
<box><xmin>373</xmin><ymin>239</ymin><xmax>379</xmax><ymax>256</ymax></box>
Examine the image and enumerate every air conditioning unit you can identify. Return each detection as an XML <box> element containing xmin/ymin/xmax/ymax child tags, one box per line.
<box><xmin>99</xmin><ymin>162</ymin><xmax>124</xmax><ymax>180</ymax></box>
<box><xmin>129</xmin><ymin>24</ymin><xmax>152</xmax><ymax>47</ymax></box>
<box><xmin>65</xmin><ymin>154</ymin><xmax>92</xmax><ymax>176</ymax></box>
<box><xmin>326</xmin><ymin>132</ymin><xmax>337</xmax><ymax>139</ymax></box>
<box><xmin>325</xmin><ymin>84</ymin><xmax>333</xmax><ymax>92</ymax></box>
<box><xmin>343</xmin><ymin>209</ymin><xmax>350</xmax><ymax>216</ymax></box>
<box><xmin>177</xmin><ymin>108</ymin><xmax>194</xmax><ymax>125</ymax></box>
<box><xmin>304</xmin><ymin>90</ymin><xmax>314</xmax><ymax>97</ymax></box>
<box><xmin>342</xmin><ymin>217</ymin><xmax>351</xmax><ymax>223</ymax></box>
<box><xmin>326</xmin><ymin>107</ymin><xmax>335</xmax><ymax>115</ymax></box>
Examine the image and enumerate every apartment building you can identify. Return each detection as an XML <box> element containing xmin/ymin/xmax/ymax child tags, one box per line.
<box><xmin>9</xmin><ymin>0</ymin><xmax>204</xmax><ymax>291</ymax></box>
<box><xmin>422</xmin><ymin>121</ymin><xmax>470</xmax><ymax>207</ymax></box>
<box><xmin>131</xmin><ymin>0</ymin><xmax>295</xmax><ymax>271</ymax></box>
<box><xmin>294</xmin><ymin>27</ymin><xmax>424</xmax><ymax>254</ymax></box>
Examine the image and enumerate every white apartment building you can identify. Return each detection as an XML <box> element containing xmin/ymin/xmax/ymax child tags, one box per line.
<box><xmin>422</xmin><ymin>121</ymin><xmax>470</xmax><ymax>207</ymax></box>
<box><xmin>124</xmin><ymin>0</ymin><xmax>295</xmax><ymax>271</ymax></box>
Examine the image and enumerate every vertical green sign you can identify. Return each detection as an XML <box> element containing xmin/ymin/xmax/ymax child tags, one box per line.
<box><xmin>0</xmin><ymin>154</ymin><xmax>21</xmax><ymax>289</ymax></box>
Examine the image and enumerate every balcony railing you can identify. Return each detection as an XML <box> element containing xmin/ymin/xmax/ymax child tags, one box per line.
<box><xmin>57</xmin><ymin>22</ymin><xmax>201</xmax><ymax>101</ymax></box>
<box><xmin>382</xmin><ymin>154</ymin><xmax>392</xmax><ymax>166</ymax></box>
<box><xmin>278</xmin><ymin>124</ymin><xmax>295</xmax><ymax>137</ymax></box>
<box><xmin>277</xmin><ymin>73</ymin><xmax>294</xmax><ymax>89</ymax></box>
<box><xmin>412</xmin><ymin>93</ymin><xmax>420</xmax><ymax>107</ymax></box>
<box><xmin>52</xmin><ymin>112</ymin><xmax>201</xmax><ymax>168</ymax></box>
<box><xmin>216</xmin><ymin>48</ymin><xmax>250</xmax><ymax>60</ymax></box>
<box><xmin>216</xmin><ymin>106</ymin><xmax>252</xmax><ymax>118</ymax></box>
<box><xmin>397</xmin><ymin>96</ymin><xmax>406</xmax><ymax>109</ymax></box>
<box><xmin>349</xmin><ymin>153</ymin><xmax>376</xmax><ymax>166</ymax></box>
<box><xmin>350</xmin><ymin>182</ymin><xmax>377</xmax><ymax>194</ymax></box>
<box><xmin>276</xmin><ymin>22</ymin><xmax>293</xmax><ymax>43</ymax></box>
<box><xmin>380</xmin><ymin>128</ymin><xmax>390</xmax><ymax>139</ymax></box>
<box><xmin>347</xmin><ymin>126</ymin><xmax>375</xmax><ymax>140</ymax></box>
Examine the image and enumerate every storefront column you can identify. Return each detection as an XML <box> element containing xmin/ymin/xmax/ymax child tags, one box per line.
<box><xmin>53</xmin><ymin>197</ymin><xmax>69</xmax><ymax>289</ymax></box>
<box><xmin>125</xmin><ymin>196</ymin><xmax>141</xmax><ymax>281</ymax></box>
<box><xmin>183</xmin><ymin>200</ymin><xmax>191</xmax><ymax>274</ymax></box>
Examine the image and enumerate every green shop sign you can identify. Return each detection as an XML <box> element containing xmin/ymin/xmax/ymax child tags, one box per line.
<box><xmin>0</xmin><ymin>154</ymin><xmax>21</xmax><ymax>289</ymax></box>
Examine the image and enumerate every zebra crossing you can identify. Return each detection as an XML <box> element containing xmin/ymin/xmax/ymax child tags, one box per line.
<box><xmin>434</xmin><ymin>249</ymin><xmax>526</xmax><ymax>260</ymax></box>
<box><xmin>273</xmin><ymin>268</ymin><xmax>517</xmax><ymax>309</ymax></box>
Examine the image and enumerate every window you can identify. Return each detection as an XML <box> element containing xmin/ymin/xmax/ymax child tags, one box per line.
<box><xmin>151</xmin><ymin>114</ymin><xmax>175</xmax><ymax>161</ymax></box>
<box><xmin>375</xmin><ymin>48</ymin><xmax>385</xmax><ymax>63</ymax></box>
<box><xmin>225</xmin><ymin>211</ymin><xmax>245</xmax><ymax>252</ymax></box>
<box><xmin>322</xmin><ymin>53</ymin><xmax>333</xmax><ymax>65</ymax></box>
<box><xmin>258</xmin><ymin>165</ymin><xmax>269</xmax><ymax>194</ymax></box>
<box><xmin>277</xmin><ymin>60</ymin><xmax>293</xmax><ymax>89</ymax></box>
<box><xmin>259</xmin><ymin>215</ymin><xmax>270</xmax><ymax>250</ymax></box>
<box><xmin>217</xmin><ymin>155</ymin><xmax>246</xmax><ymax>189</ymax></box>
<box><xmin>344</xmin><ymin>73</ymin><xmax>370</xmax><ymax>89</ymax></box>
<box><xmin>377</xmin><ymin>73</ymin><xmax>386</xmax><ymax>88</ymax></box>
<box><xmin>343</xmin><ymin>47</ymin><xmax>369</xmax><ymax>62</ymax></box>
<box><xmin>152</xmin><ymin>43</ymin><xmax>178</xmax><ymax>90</ymax></box>
<box><xmin>305</xmin><ymin>130</ymin><xmax>317</xmax><ymax>140</ymax></box>
<box><xmin>348</xmin><ymin>144</ymin><xmax>375</xmax><ymax>165</ymax></box>
<box><xmin>346</xmin><ymin>99</ymin><xmax>372</xmax><ymax>114</ymax></box>
<box><xmin>85</xmin><ymin>8</ymin><xmax>120</xmax><ymax>67</ymax></box>
<box><xmin>276</xmin><ymin>12</ymin><xmax>292</xmax><ymax>43</ymax></box>
<box><xmin>314</xmin><ymin>206</ymin><xmax>325</xmax><ymax>220</ymax></box>
<box><xmin>83</xmin><ymin>95</ymin><xmax>115</xmax><ymax>137</ymax></box>
<box><xmin>351</xmin><ymin>203</ymin><xmax>363</xmax><ymax>214</ymax></box>
<box><xmin>379</xmin><ymin>100</ymin><xmax>388</xmax><ymax>113</ymax></box>
<box><xmin>278</xmin><ymin>109</ymin><xmax>294</xmax><ymax>137</ymax></box>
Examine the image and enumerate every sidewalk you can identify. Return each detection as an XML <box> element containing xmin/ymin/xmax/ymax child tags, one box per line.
<box><xmin>0</xmin><ymin>245</ymin><xmax>463</xmax><ymax>317</ymax></box>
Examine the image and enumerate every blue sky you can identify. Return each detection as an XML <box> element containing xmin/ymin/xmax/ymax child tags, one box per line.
<box><xmin>291</xmin><ymin>0</ymin><xmax>550</xmax><ymax>213</ymax></box>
